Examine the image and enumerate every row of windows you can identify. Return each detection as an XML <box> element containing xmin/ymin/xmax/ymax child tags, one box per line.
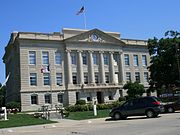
<box><xmin>29</xmin><ymin>51</ymin><xmax>147</xmax><ymax>67</ymax></box>
<box><xmin>75</xmin><ymin>92</ymin><xmax>114</xmax><ymax>102</ymax></box>
<box><xmin>30</xmin><ymin>72</ymin><xmax>111</xmax><ymax>86</ymax></box>
<box><xmin>30</xmin><ymin>73</ymin><xmax>63</xmax><ymax>86</ymax></box>
<box><xmin>125</xmin><ymin>72</ymin><xmax>149</xmax><ymax>83</ymax></box>
<box><xmin>31</xmin><ymin>93</ymin><xmax>63</xmax><ymax>105</ymax></box>
<box><xmin>124</xmin><ymin>54</ymin><xmax>147</xmax><ymax>66</ymax></box>
<box><xmin>29</xmin><ymin>51</ymin><xmax>62</xmax><ymax>65</ymax></box>
<box><xmin>30</xmin><ymin>71</ymin><xmax>149</xmax><ymax>86</ymax></box>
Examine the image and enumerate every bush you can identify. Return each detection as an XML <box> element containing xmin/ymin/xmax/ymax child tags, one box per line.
<box><xmin>118</xmin><ymin>97</ymin><xmax>126</xmax><ymax>102</ymax></box>
<box><xmin>65</xmin><ymin>104</ymin><xmax>93</xmax><ymax>112</ymax></box>
<box><xmin>6</xmin><ymin>101</ymin><xmax>20</xmax><ymax>109</ymax></box>
<box><xmin>76</xmin><ymin>100</ymin><xmax>86</xmax><ymax>105</ymax></box>
<box><xmin>65</xmin><ymin>101</ymin><xmax>126</xmax><ymax>112</ymax></box>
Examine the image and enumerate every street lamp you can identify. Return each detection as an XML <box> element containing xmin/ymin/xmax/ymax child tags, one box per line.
<box><xmin>175</xmin><ymin>43</ymin><xmax>180</xmax><ymax>81</ymax></box>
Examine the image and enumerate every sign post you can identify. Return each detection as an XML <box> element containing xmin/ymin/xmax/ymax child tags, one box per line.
<box><xmin>93</xmin><ymin>98</ymin><xmax>97</xmax><ymax>116</ymax></box>
<box><xmin>1</xmin><ymin>107</ymin><xmax>8</xmax><ymax>120</ymax></box>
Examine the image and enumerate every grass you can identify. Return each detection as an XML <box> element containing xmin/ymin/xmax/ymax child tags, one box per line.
<box><xmin>0</xmin><ymin>113</ymin><xmax>56</xmax><ymax>129</ymax></box>
<box><xmin>67</xmin><ymin>109</ymin><xmax>110</xmax><ymax>120</ymax></box>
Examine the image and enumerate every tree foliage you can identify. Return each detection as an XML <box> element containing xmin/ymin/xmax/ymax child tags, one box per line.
<box><xmin>0</xmin><ymin>83</ymin><xmax>6</xmax><ymax>107</ymax></box>
<box><xmin>147</xmin><ymin>31</ymin><xmax>180</xmax><ymax>95</ymax></box>
<box><xmin>123</xmin><ymin>82</ymin><xmax>145</xmax><ymax>98</ymax></box>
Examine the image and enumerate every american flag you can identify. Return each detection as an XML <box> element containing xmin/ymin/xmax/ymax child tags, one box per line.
<box><xmin>41</xmin><ymin>65</ymin><xmax>50</xmax><ymax>73</ymax></box>
<box><xmin>76</xmin><ymin>6</ymin><xmax>85</xmax><ymax>15</ymax></box>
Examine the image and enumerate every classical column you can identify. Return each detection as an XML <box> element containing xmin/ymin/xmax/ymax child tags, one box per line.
<box><xmin>118</xmin><ymin>51</ymin><xmax>125</xmax><ymax>84</ymax></box>
<box><xmin>99</xmin><ymin>51</ymin><xmax>105</xmax><ymax>84</ymax></box>
<box><xmin>88</xmin><ymin>51</ymin><xmax>95</xmax><ymax>84</ymax></box>
<box><xmin>66</xmin><ymin>50</ymin><xmax>72</xmax><ymax>84</ymax></box>
<box><xmin>77</xmin><ymin>50</ymin><xmax>84</xmax><ymax>84</ymax></box>
<box><xmin>109</xmin><ymin>52</ymin><xmax>115</xmax><ymax>83</ymax></box>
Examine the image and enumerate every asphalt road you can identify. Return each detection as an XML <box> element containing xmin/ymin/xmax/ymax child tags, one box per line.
<box><xmin>0</xmin><ymin>112</ymin><xmax>180</xmax><ymax>135</ymax></box>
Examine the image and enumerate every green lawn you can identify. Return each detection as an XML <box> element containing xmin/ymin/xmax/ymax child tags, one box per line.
<box><xmin>67</xmin><ymin>109</ymin><xmax>110</xmax><ymax>120</ymax></box>
<box><xmin>0</xmin><ymin>113</ymin><xmax>56</xmax><ymax>129</ymax></box>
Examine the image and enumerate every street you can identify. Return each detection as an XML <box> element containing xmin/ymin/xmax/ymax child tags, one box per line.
<box><xmin>0</xmin><ymin>112</ymin><xmax>180</xmax><ymax>135</ymax></box>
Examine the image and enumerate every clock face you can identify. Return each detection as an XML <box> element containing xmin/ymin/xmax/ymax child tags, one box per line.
<box><xmin>91</xmin><ymin>34</ymin><xmax>98</xmax><ymax>41</ymax></box>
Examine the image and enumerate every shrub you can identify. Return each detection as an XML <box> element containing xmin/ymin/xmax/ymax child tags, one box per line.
<box><xmin>65</xmin><ymin>104</ymin><xmax>93</xmax><ymax>112</ymax></box>
<box><xmin>76</xmin><ymin>100</ymin><xmax>86</xmax><ymax>105</ymax></box>
<box><xmin>65</xmin><ymin>101</ymin><xmax>125</xmax><ymax>112</ymax></box>
<box><xmin>6</xmin><ymin>101</ymin><xmax>20</xmax><ymax>109</ymax></box>
<box><xmin>118</xmin><ymin>97</ymin><xmax>126</xmax><ymax>102</ymax></box>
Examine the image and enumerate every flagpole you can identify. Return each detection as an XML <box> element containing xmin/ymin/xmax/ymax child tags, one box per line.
<box><xmin>83</xmin><ymin>11</ymin><xmax>87</xmax><ymax>29</ymax></box>
<box><xmin>49</xmin><ymin>64</ymin><xmax>53</xmax><ymax>110</ymax></box>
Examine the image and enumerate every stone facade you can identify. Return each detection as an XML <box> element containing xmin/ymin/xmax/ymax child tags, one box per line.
<box><xmin>3</xmin><ymin>28</ymin><xmax>151</xmax><ymax>111</ymax></box>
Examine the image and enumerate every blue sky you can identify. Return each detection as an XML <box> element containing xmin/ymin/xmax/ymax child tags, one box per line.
<box><xmin>0</xmin><ymin>0</ymin><xmax>180</xmax><ymax>83</ymax></box>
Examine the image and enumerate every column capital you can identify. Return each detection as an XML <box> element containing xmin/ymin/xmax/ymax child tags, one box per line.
<box><xmin>99</xmin><ymin>51</ymin><xmax>104</xmax><ymax>54</ymax></box>
<box><xmin>66</xmin><ymin>49</ymin><xmax>71</xmax><ymax>53</ymax></box>
<box><xmin>77</xmin><ymin>50</ymin><xmax>83</xmax><ymax>53</ymax></box>
<box><xmin>88</xmin><ymin>50</ymin><xmax>94</xmax><ymax>53</ymax></box>
<box><xmin>109</xmin><ymin>51</ymin><xmax>114</xmax><ymax>54</ymax></box>
<box><xmin>119</xmin><ymin>51</ymin><xmax>123</xmax><ymax>54</ymax></box>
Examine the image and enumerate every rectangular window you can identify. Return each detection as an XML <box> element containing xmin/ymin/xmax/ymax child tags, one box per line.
<box><xmin>95</xmin><ymin>73</ymin><xmax>99</xmax><ymax>83</ymax></box>
<box><xmin>108</xmin><ymin>92</ymin><xmax>114</xmax><ymax>100</ymax></box>
<box><xmin>135</xmin><ymin>72</ymin><xmax>140</xmax><ymax>83</ymax></box>
<box><xmin>42</xmin><ymin>51</ymin><xmax>49</xmax><ymax>65</ymax></box>
<box><xmin>113</xmin><ymin>54</ymin><xmax>119</xmax><ymax>63</ymax></box>
<box><xmin>44</xmin><ymin>94</ymin><xmax>51</xmax><ymax>104</ymax></box>
<box><xmin>55</xmin><ymin>52</ymin><xmax>62</xmax><ymax>65</ymax></box>
<box><xmin>43</xmin><ymin>73</ymin><xmax>50</xmax><ymax>85</ymax></box>
<box><xmin>104</xmin><ymin>53</ymin><xmax>109</xmax><ymax>65</ymax></box>
<box><xmin>126</xmin><ymin>72</ymin><xmax>131</xmax><ymax>82</ymax></box>
<box><xmin>30</xmin><ymin>73</ymin><xmax>37</xmax><ymax>86</ymax></box>
<box><xmin>76</xmin><ymin>92</ymin><xmax>79</xmax><ymax>101</ymax></box>
<box><xmin>124</xmin><ymin>54</ymin><xmax>130</xmax><ymax>66</ymax></box>
<box><xmin>105</xmin><ymin>73</ymin><xmax>109</xmax><ymax>83</ymax></box>
<box><xmin>87</xmin><ymin>97</ymin><xmax>92</xmax><ymax>101</ymax></box>
<box><xmin>57</xmin><ymin>93</ymin><xmax>63</xmax><ymax>103</ymax></box>
<box><xmin>56</xmin><ymin>73</ymin><xmax>63</xmax><ymax>86</ymax></box>
<box><xmin>71</xmin><ymin>53</ymin><xmax>77</xmax><ymax>65</ymax></box>
<box><xmin>93</xmin><ymin>53</ymin><xmax>99</xmax><ymax>65</ymax></box>
<box><xmin>31</xmin><ymin>94</ymin><xmax>38</xmax><ymax>105</ymax></box>
<box><xmin>84</xmin><ymin>73</ymin><xmax>88</xmax><ymax>84</ymax></box>
<box><xmin>133</xmin><ymin>55</ymin><xmax>139</xmax><ymax>66</ymax></box>
<box><xmin>144</xmin><ymin>72</ymin><xmax>149</xmax><ymax>82</ymax></box>
<box><xmin>82</xmin><ymin>53</ymin><xmax>87</xmax><ymax>65</ymax></box>
<box><xmin>142</xmin><ymin>55</ymin><xmax>147</xmax><ymax>66</ymax></box>
<box><xmin>29</xmin><ymin>51</ymin><xmax>36</xmax><ymax>65</ymax></box>
<box><xmin>72</xmin><ymin>73</ymin><xmax>77</xmax><ymax>84</ymax></box>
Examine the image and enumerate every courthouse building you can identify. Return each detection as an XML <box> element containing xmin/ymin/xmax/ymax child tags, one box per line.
<box><xmin>3</xmin><ymin>28</ymin><xmax>150</xmax><ymax>111</ymax></box>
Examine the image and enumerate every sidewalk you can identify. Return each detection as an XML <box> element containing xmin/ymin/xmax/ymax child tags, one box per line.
<box><xmin>0</xmin><ymin>118</ymin><xmax>108</xmax><ymax>135</ymax></box>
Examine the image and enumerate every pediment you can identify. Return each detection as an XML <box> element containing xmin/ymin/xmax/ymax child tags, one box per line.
<box><xmin>64</xmin><ymin>29</ymin><xmax>125</xmax><ymax>45</ymax></box>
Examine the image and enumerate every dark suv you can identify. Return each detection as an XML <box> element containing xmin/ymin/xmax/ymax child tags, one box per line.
<box><xmin>109</xmin><ymin>96</ymin><xmax>163</xmax><ymax>120</ymax></box>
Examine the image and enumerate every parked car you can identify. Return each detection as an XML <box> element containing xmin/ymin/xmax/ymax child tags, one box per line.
<box><xmin>163</xmin><ymin>99</ymin><xmax>180</xmax><ymax>113</ymax></box>
<box><xmin>109</xmin><ymin>96</ymin><xmax>164</xmax><ymax>120</ymax></box>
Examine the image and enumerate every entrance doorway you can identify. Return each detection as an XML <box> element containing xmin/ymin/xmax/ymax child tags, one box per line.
<box><xmin>97</xmin><ymin>92</ymin><xmax>103</xmax><ymax>104</ymax></box>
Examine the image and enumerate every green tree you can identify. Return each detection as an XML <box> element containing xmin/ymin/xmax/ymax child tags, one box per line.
<box><xmin>123</xmin><ymin>82</ymin><xmax>145</xmax><ymax>98</ymax></box>
<box><xmin>147</xmin><ymin>31</ymin><xmax>180</xmax><ymax>96</ymax></box>
<box><xmin>0</xmin><ymin>83</ymin><xmax>6</xmax><ymax>107</ymax></box>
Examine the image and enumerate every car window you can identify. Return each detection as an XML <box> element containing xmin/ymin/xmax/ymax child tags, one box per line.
<box><xmin>153</xmin><ymin>97</ymin><xmax>161</xmax><ymax>101</ymax></box>
<box><xmin>123</xmin><ymin>100</ymin><xmax>134</xmax><ymax>107</ymax></box>
<box><xmin>176</xmin><ymin>100</ymin><xmax>180</xmax><ymax>104</ymax></box>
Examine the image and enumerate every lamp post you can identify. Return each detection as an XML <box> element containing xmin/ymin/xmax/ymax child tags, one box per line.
<box><xmin>175</xmin><ymin>43</ymin><xmax>180</xmax><ymax>81</ymax></box>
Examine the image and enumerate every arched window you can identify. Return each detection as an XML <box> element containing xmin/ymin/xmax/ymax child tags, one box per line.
<box><xmin>31</xmin><ymin>94</ymin><xmax>38</xmax><ymax>105</ymax></box>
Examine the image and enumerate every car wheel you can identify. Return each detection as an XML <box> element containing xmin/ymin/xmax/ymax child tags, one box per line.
<box><xmin>114</xmin><ymin>112</ymin><xmax>121</xmax><ymax>120</ymax></box>
<box><xmin>167</xmin><ymin>107</ymin><xmax>174</xmax><ymax>113</ymax></box>
<box><xmin>146</xmin><ymin>110</ymin><xmax>155</xmax><ymax>118</ymax></box>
